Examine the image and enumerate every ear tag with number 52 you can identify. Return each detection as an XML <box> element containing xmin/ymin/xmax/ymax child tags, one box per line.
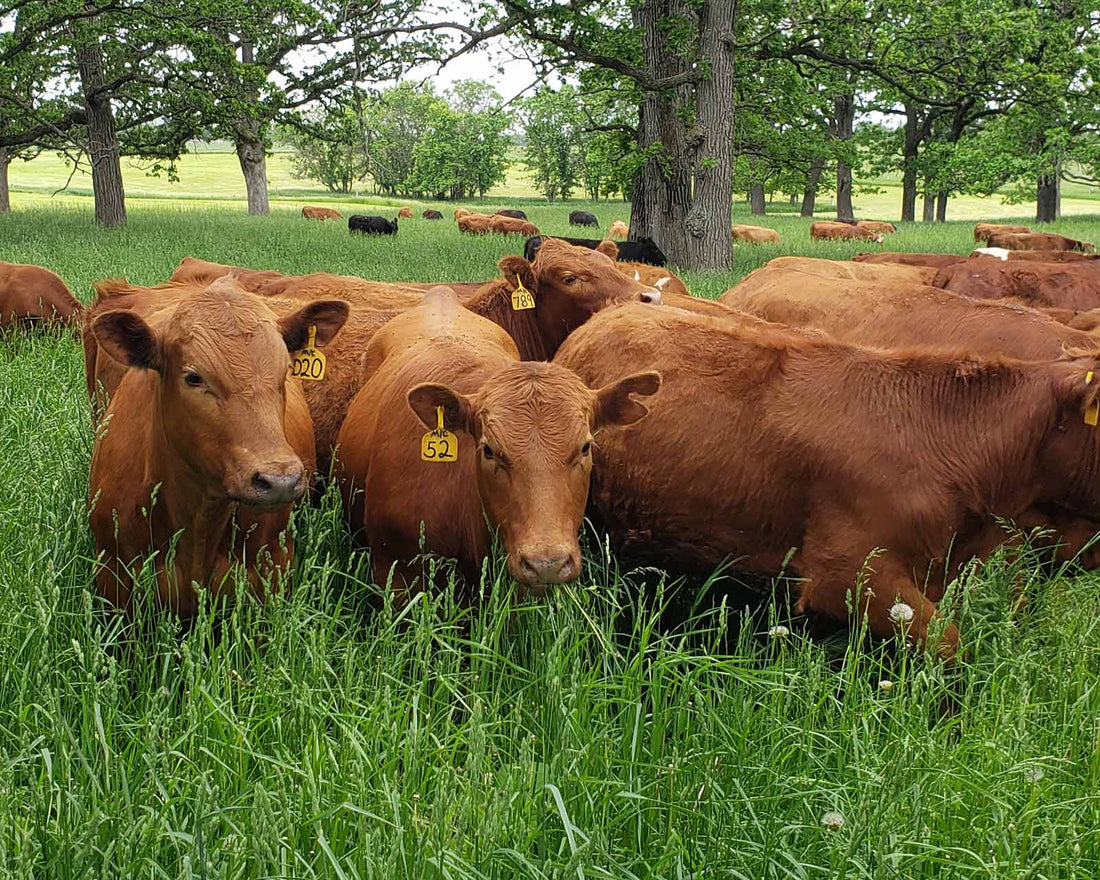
<box><xmin>511</xmin><ymin>277</ymin><xmax>535</xmax><ymax>311</ymax></box>
<box><xmin>421</xmin><ymin>405</ymin><xmax>458</xmax><ymax>462</ymax></box>
<box><xmin>291</xmin><ymin>325</ymin><xmax>327</xmax><ymax>381</ymax></box>
<box><xmin>1086</xmin><ymin>371</ymin><xmax>1098</xmax><ymax>427</ymax></box>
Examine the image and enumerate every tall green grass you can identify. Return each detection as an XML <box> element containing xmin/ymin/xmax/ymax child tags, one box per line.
<box><xmin>1</xmin><ymin>205</ymin><xmax>1099</xmax><ymax>876</ymax></box>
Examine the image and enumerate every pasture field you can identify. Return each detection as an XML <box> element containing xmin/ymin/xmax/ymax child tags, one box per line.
<box><xmin>2</xmin><ymin>203</ymin><xmax>1100</xmax><ymax>876</ymax></box>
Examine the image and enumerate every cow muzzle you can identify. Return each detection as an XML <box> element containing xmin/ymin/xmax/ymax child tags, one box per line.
<box><xmin>639</xmin><ymin>288</ymin><xmax>662</xmax><ymax>305</ymax></box>
<box><xmin>232</xmin><ymin>466</ymin><xmax>306</xmax><ymax>508</ymax></box>
<box><xmin>512</xmin><ymin>546</ymin><xmax>581</xmax><ymax>588</ymax></box>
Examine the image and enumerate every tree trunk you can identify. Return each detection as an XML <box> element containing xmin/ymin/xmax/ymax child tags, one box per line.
<box><xmin>834</xmin><ymin>93</ymin><xmax>855</xmax><ymax>222</ymax></box>
<box><xmin>0</xmin><ymin>151</ymin><xmax>10</xmax><ymax>214</ymax></box>
<box><xmin>901</xmin><ymin>104</ymin><xmax>920</xmax><ymax>222</ymax></box>
<box><xmin>628</xmin><ymin>0</ymin><xmax>736</xmax><ymax>270</ymax></box>
<box><xmin>749</xmin><ymin>183</ymin><xmax>765</xmax><ymax>215</ymax></box>
<box><xmin>801</xmin><ymin>158</ymin><xmax>824</xmax><ymax>217</ymax></box>
<box><xmin>75</xmin><ymin>39</ymin><xmax>126</xmax><ymax>227</ymax></box>
<box><xmin>789</xmin><ymin>193</ymin><xmax>798</xmax><ymax>206</ymax></box>
<box><xmin>230</xmin><ymin>39</ymin><xmax>269</xmax><ymax>216</ymax></box>
<box><xmin>1036</xmin><ymin>173</ymin><xmax>1059</xmax><ymax>223</ymax></box>
<box><xmin>922</xmin><ymin>192</ymin><xmax>935</xmax><ymax>222</ymax></box>
<box><xmin>935</xmin><ymin>191</ymin><xmax>948</xmax><ymax>222</ymax></box>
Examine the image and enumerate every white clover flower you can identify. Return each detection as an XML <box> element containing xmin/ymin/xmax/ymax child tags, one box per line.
<box><xmin>820</xmin><ymin>811</ymin><xmax>845</xmax><ymax>831</ymax></box>
<box><xmin>768</xmin><ymin>625</ymin><xmax>790</xmax><ymax>638</ymax></box>
<box><xmin>1024</xmin><ymin>766</ymin><xmax>1045</xmax><ymax>783</ymax></box>
<box><xmin>878</xmin><ymin>679</ymin><xmax>894</xmax><ymax>693</ymax></box>
<box><xmin>889</xmin><ymin>602</ymin><xmax>915</xmax><ymax>625</ymax></box>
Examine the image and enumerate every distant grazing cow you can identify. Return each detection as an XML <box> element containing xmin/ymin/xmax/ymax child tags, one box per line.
<box><xmin>423</xmin><ymin>209</ymin><xmax>444</xmax><ymax>220</ymax></box>
<box><xmin>556</xmin><ymin>303</ymin><xmax>1100</xmax><ymax>660</ymax></box>
<box><xmin>934</xmin><ymin>260</ymin><xmax>1100</xmax><ymax>310</ymax></box>
<box><xmin>524</xmin><ymin>235</ymin><xmax>667</xmax><ymax>267</ymax></box>
<box><xmin>730</xmin><ymin>224</ymin><xmax>781</xmax><ymax>245</ymax></box>
<box><xmin>0</xmin><ymin>261</ymin><xmax>82</xmax><ymax>328</ymax></box>
<box><xmin>398</xmin><ymin>207</ymin><xmax>414</xmax><ymax>219</ymax></box>
<box><xmin>335</xmin><ymin>286</ymin><xmax>659</xmax><ymax>598</ymax></box>
<box><xmin>494</xmin><ymin>209</ymin><xmax>528</xmax><ymax>220</ymax></box>
<box><xmin>986</xmin><ymin>232</ymin><xmax>1095</xmax><ymax>253</ymax></box>
<box><xmin>302</xmin><ymin>206</ymin><xmax>342</xmax><ymax>220</ymax></box>
<box><xmin>608</xmin><ymin>221</ymin><xmax>629</xmax><ymax>240</ymax></box>
<box><xmin>856</xmin><ymin>220</ymin><xmax>896</xmax><ymax>235</ymax></box>
<box><xmin>458</xmin><ymin>212</ymin><xmax>494</xmax><ymax>234</ymax></box>
<box><xmin>570</xmin><ymin>210</ymin><xmax>599</xmax><ymax>227</ymax></box>
<box><xmin>975</xmin><ymin>222</ymin><xmax>1030</xmax><ymax>242</ymax></box>
<box><xmin>853</xmin><ymin>252</ymin><xmax>967</xmax><ymax>269</ymax></box>
<box><xmin>488</xmin><ymin>214</ymin><xmax>540</xmax><ymax>236</ymax></box>
<box><xmin>86</xmin><ymin>277</ymin><xmax>349</xmax><ymax>617</ymax></box>
<box><xmin>811</xmin><ymin>221</ymin><xmax>883</xmax><ymax>242</ymax></box>
<box><xmin>349</xmin><ymin>215</ymin><xmax>398</xmax><ymax>235</ymax></box>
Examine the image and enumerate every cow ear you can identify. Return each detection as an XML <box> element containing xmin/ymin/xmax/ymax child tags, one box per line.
<box><xmin>93</xmin><ymin>310</ymin><xmax>161</xmax><ymax>371</ymax></box>
<box><xmin>596</xmin><ymin>240</ymin><xmax>619</xmax><ymax>259</ymax></box>
<box><xmin>408</xmin><ymin>383</ymin><xmax>478</xmax><ymax>436</ymax></box>
<box><xmin>498</xmin><ymin>255</ymin><xmax>536</xmax><ymax>291</ymax></box>
<box><xmin>278</xmin><ymin>299</ymin><xmax>350</xmax><ymax>350</ymax></box>
<box><xmin>593</xmin><ymin>371</ymin><xmax>661</xmax><ymax>428</ymax></box>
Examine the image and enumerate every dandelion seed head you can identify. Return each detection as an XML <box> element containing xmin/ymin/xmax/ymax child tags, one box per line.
<box><xmin>820</xmin><ymin>811</ymin><xmax>845</xmax><ymax>831</ymax></box>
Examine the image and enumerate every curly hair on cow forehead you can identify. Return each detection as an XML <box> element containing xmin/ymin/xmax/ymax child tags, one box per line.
<box><xmin>168</xmin><ymin>282</ymin><xmax>272</xmax><ymax>343</ymax></box>
<box><xmin>476</xmin><ymin>362</ymin><xmax>595</xmax><ymax>426</ymax></box>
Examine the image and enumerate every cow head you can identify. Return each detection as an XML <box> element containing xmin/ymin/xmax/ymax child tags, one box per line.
<box><xmin>1040</xmin><ymin>355</ymin><xmax>1100</xmax><ymax>516</ymax></box>
<box><xmin>408</xmin><ymin>363</ymin><xmax>661</xmax><ymax>592</ymax></box>
<box><xmin>497</xmin><ymin>239</ymin><xmax>662</xmax><ymax>355</ymax></box>
<box><xmin>93</xmin><ymin>279</ymin><xmax>349</xmax><ymax>509</ymax></box>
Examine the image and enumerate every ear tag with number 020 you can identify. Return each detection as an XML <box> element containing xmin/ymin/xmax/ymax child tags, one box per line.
<box><xmin>291</xmin><ymin>325</ymin><xmax>327</xmax><ymax>382</ymax></box>
<box><xmin>511</xmin><ymin>277</ymin><xmax>535</xmax><ymax>311</ymax></box>
<box><xmin>1085</xmin><ymin>371</ymin><xmax>1099</xmax><ymax>427</ymax></box>
<box><xmin>421</xmin><ymin>405</ymin><xmax>458</xmax><ymax>462</ymax></box>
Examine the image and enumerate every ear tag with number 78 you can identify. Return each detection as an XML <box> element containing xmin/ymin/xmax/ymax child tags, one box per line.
<box><xmin>511</xmin><ymin>277</ymin><xmax>535</xmax><ymax>311</ymax></box>
<box><xmin>421</xmin><ymin>405</ymin><xmax>458</xmax><ymax>462</ymax></box>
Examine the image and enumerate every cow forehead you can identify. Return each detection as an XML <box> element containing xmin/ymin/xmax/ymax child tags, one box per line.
<box><xmin>534</xmin><ymin>241</ymin><xmax>610</xmax><ymax>277</ymax></box>
<box><xmin>477</xmin><ymin>364</ymin><xmax>595</xmax><ymax>441</ymax></box>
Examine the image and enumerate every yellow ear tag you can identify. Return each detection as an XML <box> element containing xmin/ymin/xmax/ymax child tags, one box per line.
<box><xmin>421</xmin><ymin>405</ymin><xmax>458</xmax><ymax>462</ymax></box>
<box><xmin>1086</xmin><ymin>371</ymin><xmax>1099</xmax><ymax>427</ymax></box>
<box><xmin>291</xmin><ymin>325</ymin><xmax>326</xmax><ymax>381</ymax></box>
<box><xmin>510</xmin><ymin>277</ymin><xmax>535</xmax><ymax>311</ymax></box>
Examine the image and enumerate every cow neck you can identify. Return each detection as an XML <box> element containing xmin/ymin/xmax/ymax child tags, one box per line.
<box><xmin>145</xmin><ymin>384</ymin><xmax>236</xmax><ymax>584</ymax></box>
<box><xmin>464</xmin><ymin>280</ymin><xmax>550</xmax><ymax>361</ymax></box>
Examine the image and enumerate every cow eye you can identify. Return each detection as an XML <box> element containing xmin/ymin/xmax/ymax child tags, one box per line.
<box><xmin>562</xmin><ymin>274</ymin><xmax>577</xmax><ymax>285</ymax></box>
<box><xmin>482</xmin><ymin>444</ymin><xmax>495</xmax><ymax>460</ymax></box>
<box><xmin>581</xmin><ymin>440</ymin><xmax>592</xmax><ymax>456</ymax></box>
<box><xmin>184</xmin><ymin>371</ymin><xmax>204</xmax><ymax>388</ymax></box>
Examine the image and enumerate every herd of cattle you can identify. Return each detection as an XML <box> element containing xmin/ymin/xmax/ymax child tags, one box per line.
<box><xmin>4</xmin><ymin>218</ymin><xmax>1100</xmax><ymax>663</ymax></box>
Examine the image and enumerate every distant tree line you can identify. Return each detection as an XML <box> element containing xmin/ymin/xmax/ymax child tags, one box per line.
<box><xmin>1</xmin><ymin>0</ymin><xmax>1096</xmax><ymax>270</ymax></box>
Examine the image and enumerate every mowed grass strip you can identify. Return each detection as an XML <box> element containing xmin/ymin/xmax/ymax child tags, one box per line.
<box><xmin>0</xmin><ymin>205</ymin><xmax>1099</xmax><ymax>876</ymax></box>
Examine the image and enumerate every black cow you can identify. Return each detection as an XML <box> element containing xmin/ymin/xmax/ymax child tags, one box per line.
<box><xmin>349</xmin><ymin>215</ymin><xmax>398</xmax><ymax>235</ymax></box>
<box><xmin>569</xmin><ymin>210</ymin><xmax>599</xmax><ymax>227</ymax></box>
<box><xmin>523</xmin><ymin>235</ymin><xmax>667</xmax><ymax>267</ymax></box>
<box><xmin>422</xmin><ymin>210</ymin><xmax>444</xmax><ymax>220</ymax></box>
<box><xmin>494</xmin><ymin>209</ymin><xmax>528</xmax><ymax>220</ymax></box>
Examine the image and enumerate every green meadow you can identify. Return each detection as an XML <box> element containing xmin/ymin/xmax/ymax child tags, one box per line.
<box><xmin>1</xmin><ymin>199</ymin><xmax>1100</xmax><ymax>877</ymax></box>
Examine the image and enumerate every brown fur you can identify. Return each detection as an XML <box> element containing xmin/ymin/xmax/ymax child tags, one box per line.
<box><xmin>488</xmin><ymin>215</ymin><xmax>540</xmax><ymax>236</ymax></box>
<box><xmin>398</xmin><ymin>207</ymin><xmax>414</xmax><ymax>219</ymax></box>
<box><xmin>730</xmin><ymin>224</ymin><xmax>781</xmax><ymax>245</ymax></box>
<box><xmin>811</xmin><ymin>221</ymin><xmax>883</xmax><ymax>242</ymax></box>
<box><xmin>856</xmin><ymin>220</ymin><xmax>896</xmax><ymax>235</ymax></box>
<box><xmin>934</xmin><ymin>260</ymin><xmax>1100</xmax><ymax>310</ymax></box>
<box><xmin>617</xmin><ymin>261</ymin><xmax>690</xmax><ymax>297</ymax></box>
<box><xmin>87</xmin><ymin>278</ymin><xmax>349</xmax><ymax>618</ymax></box>
<box><xmin>556</xmin><ymin>303</ymin><xmax>1100</xmax><ymax>659</ymax></box>
<box><xmin>335</xmin><ymin>286</ymin><xmax>659</xmax><ymax>600</ymax></box>
<box><xmin>986</xmin><ymin>232</ymin><xmax>1095</xmax><ymax>253</ymax></box>
<box><xmin>302</xmin><ymin>206</ymin><xmax>342</xmax><ymax>220</ymax></box>
<box><xmin>853</xmin><ymin>252</ymin><xmax>968</xmax><ymax>269</ymax></box>
<box><xmin>608</xmin><ymin>221</ymin><xmax>629</xmax><ymax>240</ymax></box>
<box><xmin>458</xmin><ymin>212</ymin><xmax>494</xmax><ymax>234</ymax></box>
<box><xmin>0</xmin><ymin>261</ymin><xmax>82</xmax><ymax>328</ymax></box>
<box><xmin>975</xmin><ymin>222</ymin><xmax>1031</xmax><ymax>242</ymax></box>
<box><xmin>758</xmin><ymin>256</ymin><xmax>936</xmax><ymax>286</ymax></box>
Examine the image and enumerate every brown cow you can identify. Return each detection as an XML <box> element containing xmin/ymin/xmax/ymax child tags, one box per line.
<box><xmin>302</xmin><ymin>206</ymin><xmax>342</xmax><ymax>220</ymax></box>
<box><xmin>730</xmin><ymin>224</ymin><xmax>781</xmax><ymax>245</ymax></box>
<box><xmin>811</xmin><ymin>221</ymin><xmax>883</xmax><ymax>243</ymax></box>
<box><xmin>398</xmin><ymin>207</ymin><xmax>414</xmax><ymax>219</ymax></box>
<box><xmin>556</xmin><ymin>303</ymin><xmax>1100</xmax><ymax>659</ymax></box>
<box><xmin>454</xmin><ymin>207</ymin><xmax>470</xmax><ymax>220</ymax></box>
<box><xmin>853</xmin><ymin>252</ymin><xmax>968</xmax><ymax>269</ymax></box>
<box><xmin>986</xmin><ymin>232</ymin><xmax>1095</xmax><ymax>253</ymax></box>
<box><xmin>608</xmin><ymin>221</ymin><xmax>629</xmax><ymax>240</ymax></box>
<box><xmin>856</xmin><ymin>220</ymin><xmax>897</xmax><ymax>235</ymax></box>
<box><xmin>759</xmin><ymin>256</ymin><xmax>936</xmax><ymax>286</ymax></box>
<box><xmin>618</xmin><ymin>262</ymin><xmax>690</xmax><ymax>297</ymax></box>
<box><xmin>87</xmin><ymin>277</ymin><xmax>349</xmax><ymax>618</ymax></box>
<box><xmin>458</xmin><ymin>212</ymin><xmax>494</xmax><ymax>234</ymax></box>
<box><xmin>0</xmin><ymin>262</ymin><xmax>83</xmax><ymax>328</ymax></box>
<box><xmin>974</xmin><ymin>222</ymin><xmax>1030</xmax><ymax>242</ymax></box>
<box><xmin>488</xmin><ymin>214</ymin><xmax>540</xmax><ymax>236</ymax></box>
<box><xmin>934</xmin><ymin>260</ymin><xmax>1100</xmax><ymax>310</ymax></box>
<box><xmin>336</xmin><ymin>286</ymin><xmax>659</xmax><ymax>598</ymax></box>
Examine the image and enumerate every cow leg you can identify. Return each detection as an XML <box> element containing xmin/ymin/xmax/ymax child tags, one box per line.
<box><xmin>797</xmin><ymin>551</ymin><xmax>960</xmax><ymax>661</ymax></box>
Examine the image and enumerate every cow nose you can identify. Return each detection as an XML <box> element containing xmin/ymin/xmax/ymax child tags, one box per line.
<box><xmin>519</xmin><ymin>552</ymin><xmax>578</xmax><ymax>585</ymax></box>
<box><xmin>250</xmin><ymin>470</ymin><xmax>304</xmax><ymax>506</ymax></box>
<box><xmin>639</xmin><ymin>288</ymin><xmax>662</xmax><ymax>305</ymax></box>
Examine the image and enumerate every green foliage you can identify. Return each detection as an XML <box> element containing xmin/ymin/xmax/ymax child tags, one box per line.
<box><xmin>287</xmin><ymin>105</ymin><xmax>370</xmax><ymax>194</ymax></box>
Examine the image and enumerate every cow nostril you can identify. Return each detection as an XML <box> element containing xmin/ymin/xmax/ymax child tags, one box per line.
<box><xmin>519</xmin><ymin>553</ymin><xmax>575</xmax><ymax>584</ymax></box>
<box><xmin>250</xmin><ymin>470</ymin><xmax>304</xmax><ymax>504</ymax></box>
<box><xmin>252</xmin><ymin>473</ymin><xmax>274</xmax><ymax>494</ymax></box>
<box><xmin>640</xmin><ymin>289</ymin><xmax>662</xmax><ymax>305</ymax></box>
